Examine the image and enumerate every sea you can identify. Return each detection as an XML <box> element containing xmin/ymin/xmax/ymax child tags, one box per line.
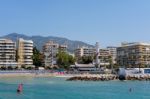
<box><xmin>0</xmin><ymin>77</ymin><xmax>150</xmax><ymax>99</ymax></box>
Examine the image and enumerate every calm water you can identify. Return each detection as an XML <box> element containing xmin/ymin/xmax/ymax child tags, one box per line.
<box><xmin>0</xmin><ymin>77</ymin><xmax>150</xmax><ymax>99</ymax></box>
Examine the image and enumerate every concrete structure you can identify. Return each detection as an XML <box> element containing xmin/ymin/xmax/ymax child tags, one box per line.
<box><xmin>59</xmin><ymin>44</ymin><xmax>67</xmax><ymax>52</ymax></box>
<box><xmin>98</xmin><ymin>49</ymin><xmax>111</xmax><ymax>67</ymax></box>
<box><xmin>70</xmin><ymin>63</ymin><xmax>96</xmax><ymax>71</ymax></box>
<box><xmin>117</xmin><ymin>42</ymin><xmax>150</xmax><ymax>68</ymax></box>
<box><xmin>75</xmin><ymin>46</ymin><xmax>95</xmax><ymax>58</ymax></box>
<box><xmin>74</xmin><ymin>43</ymin><xmax>113</xmax><ymax>69</ymax></box>
<box><xmin>43</xmin><ymin>41</ymin><xmax>68</xmax><ymax>67</ymax></box>
<box><xmin>0</xmin><ymin>39</ymin><xmax>17</xmax><ymax>67</ymax></box>
<box><xmin>43</xmin><ymin>41</ymin><xmax>59</xmax><ymax>67</ymax></box>
<box><xmin>18</xmin><ymin>38</ymin><xmax>33</xmax><ymax>67</ymax></box>
<box><xmin>107</xmin><ymin>46</ymin><xmax>117</xmax><ymax>64</ymax></box>
<box><xmin>95</xmin><ymin>42</ymin><xmax>100</xmax><ymax>67</ymax></box>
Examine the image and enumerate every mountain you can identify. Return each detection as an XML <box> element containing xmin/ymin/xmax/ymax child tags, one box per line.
<box><xmin>1</xmin><ymin>33</ymin><xmax>94</xmax><ymax>52</ymax></box>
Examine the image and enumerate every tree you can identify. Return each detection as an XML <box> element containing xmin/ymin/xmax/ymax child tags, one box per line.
<box><xmin>32</xmin><ymin>47</ymin><xmax>44</xmax><ymax>67</ymax></box>
<box><xmin>7</xmin><ymin>66</ymin><xmax>13</xmax><ymax>70</ymax></box>
<box><xmin>81</xmin><ymin>56</ymin><xmax>93</xmax><ymax>64</ymax></box>
<box><xmin>1</xmin><ymin>66</ymin><xmax>6</xmax><ymax>70</ymax></box>
<box><xmin>16</xmin><ymin>49</ymin><xmax>19</xmax><ymax>61</ymax></box>
<box><xmin>26</xmin><ymin>66</ymin><xmax>33</xmax><ymax>70</ymax></box>
<box><xmin>108</xmin><ymin>56</ymin><xmax>113</xmax><ymax>69</ymax></box>
<box><xmin>57</xmin><ymin>51</ymin><xmax>75</xmax><ymax>69</ymax></box>
<box><xmin>21</xmin><ymin>65</ymin><xmax>26</xmax><ymax>69</ymax></box>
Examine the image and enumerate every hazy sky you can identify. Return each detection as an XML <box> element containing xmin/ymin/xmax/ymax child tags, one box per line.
<box><xmin>0</xmin><ymin>0</ymin><xmax>150</xmax><ymax>47</ymax></box>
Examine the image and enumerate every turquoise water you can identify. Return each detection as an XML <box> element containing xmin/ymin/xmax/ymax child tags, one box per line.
<box><xmin>0</xmin><ymin>77</ymin><xmax>150</xmax><ymax>99</ymax></box>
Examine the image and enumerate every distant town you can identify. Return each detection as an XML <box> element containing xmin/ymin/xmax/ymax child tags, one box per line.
<box><xmin>1</xmin><ymin>37</ymin><xmax>150</xmax><ymax>72</ymax></box>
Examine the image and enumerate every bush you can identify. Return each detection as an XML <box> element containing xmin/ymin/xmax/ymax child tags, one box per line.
<box><xmin>7</xmin><ymin>66</ymin><xmax>13</xmax><ymax>70</ymax></box>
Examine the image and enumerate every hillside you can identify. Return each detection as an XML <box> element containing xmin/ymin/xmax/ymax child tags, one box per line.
<box><xmin>1</xmin><ymin>33</ymin><xmax>94</xmax><ymax>52</ymax></box>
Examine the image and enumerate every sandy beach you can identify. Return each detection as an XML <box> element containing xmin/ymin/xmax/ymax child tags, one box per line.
<box><xmin>0</xmin><ymin>71</ymin><xmax>116</xmax><ymax>78</ymax></box>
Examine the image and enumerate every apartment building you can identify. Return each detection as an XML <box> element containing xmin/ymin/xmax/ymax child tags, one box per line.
<box><xmin>18</xmin><ymin>38</ymin><xmax>33</xmax><ymax>67</ymax></box>
<box><xmin>117</xmin><ymin>42</ymin><xmax>150</xmax><ymax>68</ymax></box>
<box><xmin>43</xmin><ymin>41</ymin><xmax>59</xmax><ymax>66</ymax></box>
<box><xmin>107</xmin><ymin>46</ymin><xmax>117</xmax><ymax>64</ymax></box>
<box><xmin>75</xmin><ymin>47</ymin><xmax>95</xmax><ymax>58</ymax></box>
<box><xmin>98</xmin><ymin>49</ymin><xmax>111</xmax><ymax>67</ymax></box>
<box><xmin>0</xmin><ymin>39</ymin><xmax>17</xmax><ymax>67</ymax></box>
<box><xmin>43</xmin><ymin>41</ymin><xmax>68</xmax><ymax>67</ymax></box>
<box><xmin>59</xmin><ymin>44</ymin><xmax>67</xmax><ymax>52</ymax></box>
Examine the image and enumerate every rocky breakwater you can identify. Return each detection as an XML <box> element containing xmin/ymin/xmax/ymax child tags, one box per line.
<box><xmin>67</xmin><ymin>74</ymin><xmax>118</xmax><ymax>81</ymax></box>
<box><xmin>126</xmin><ymin>74</ymin><xmax>150</xmax><ymax>81</ymax></box>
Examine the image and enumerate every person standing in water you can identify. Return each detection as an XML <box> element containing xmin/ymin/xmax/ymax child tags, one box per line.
<box><xmin>17</xmin><ymin>83</ymin><xmax>23</xmax><ymax>93</ymax></box>
<box><xmin>129</xmin><ymin>88</ymin><xmax>132</xmax><ymax>92</ymax></box>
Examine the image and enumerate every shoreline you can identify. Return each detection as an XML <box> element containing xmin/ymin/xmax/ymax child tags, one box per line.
<box><xmin>0</xmin><ymin>73</ymin><xmax>76</xmax><ymax>78</ymax></box>
<box><xmin>0</xmin><ymin>72</ymin><xmax>150</xmax><ymax>81</ymax></box>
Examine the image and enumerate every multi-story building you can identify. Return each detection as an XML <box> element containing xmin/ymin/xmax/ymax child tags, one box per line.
<box><xmin>43</xmin><ymin>41</ymin><xmax>59</xmax><ymax>67</ymax></box>
<box><xmin>117</xmin><ymin>42</ymin><xmax>150</xmax><ymax>68</ymax></box>
<box><xmin>75</xmin><ymin>47</ymin><xmax>95</xmax><ymax>58</ymax></box>
<box><xmin>59</xmin><ymin>44</ymin><xmax>67</xmax><ymax>52</ymax></box>
<box><xmin>98</xmin><ymin>49</ymin><xmax>111</xmax><ymax>67</ymax></box>
<box><xmin>18</xmin><ymin>38</ymin><xmax>33</xmax><ymax>67</ymax></box>
<box><xmin>0</xmin><ymin>39</ymin><xmax>17</xmax><ymax>67</ymax></box>
<box><xmin>107</xmin><ymin>46</ymin><xmax>117</xmax><ymax>64</ymax></box>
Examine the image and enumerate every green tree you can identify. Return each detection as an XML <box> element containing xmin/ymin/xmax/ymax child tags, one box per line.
<box><xmin>1</xmin><ymin>66</ymin><xmax>6</xmax><ymax>70</ymax></box>
<box><xmin>32</xmin><ymin>47</ymin><xmax>44</xmax><ymax>67</ymax></box>
<box><xmin>81</xmin><ymin>56</ymin><xmax>93</xmax><ymax>64</ymax></box>
<box><xmin>108</xmin><ymin>56</ymin><xmax>113</xmax><ymax>69</ymax></box>
<box><xmin>57</xmin><ymin>51</ymin><xmax>75</xmax><ymax>69</ymax></box>
<box><xmin>7</xmin><ymin>66</ymin><xmax>13</xmax><ymax>70</ymax></box>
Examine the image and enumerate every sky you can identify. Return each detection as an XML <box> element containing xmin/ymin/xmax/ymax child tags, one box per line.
<box><xmin>0</xmin><ymin>0</ymin><xmax>150</xmax><ymax>47</ymax></box>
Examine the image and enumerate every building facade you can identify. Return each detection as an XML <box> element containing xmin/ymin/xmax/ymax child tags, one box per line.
<box><xmin>107</xmin><ymin>46</ymin><xmax>117</xmax><ymax>64</ymax></box>
<box><xmin>43</xmin><ymin>41</ymin><xmax>68</xmax><ymax>67</ymax></box>
<box><xmin>18</xmin><ymin>38</ymin><xmax>33</xmax><ymax>67</ymax></box>
<box><xmin>117</xmin><ymin>42</ymin><xmax>150</xmax><ymax>68</ymax></box>
<box><xmin>43</xmin><ymin>41</ymin><xmax>59</xmax><ymax>67</ymax></box>
<box><xmin>75</xmin><ymin>47</ymin><xmax>95</xmax><ymax>58</ymax></box>
<box><xmin>98</xmin><ymin>49</ymin><xmax>111</xmax><ymax>67</ymax></box>
<box><xmin>59</xmin><ymin>44</ymin><xmax>67</xmax><ymax>52</ymax></box>
<box><xmin>0</xmin><ymin>39</ymin><xmax>17</xmax><ymax>67</ymax></box>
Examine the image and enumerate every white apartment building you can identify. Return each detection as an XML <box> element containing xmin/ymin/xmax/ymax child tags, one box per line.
<box><xmin>117</xmin><ymin>42</ymin><xmax>150</xmax><ymax>68</ymax></box>
<box><xmin>43</xmin><ymin>41</ymin><xmax>68</xmax><ymax>67</ymax></box>
<box><xmin>97</xmin><ymin>49</ymin><xmax>111</xmax><ymax>67</ymax></box>
<box><xmin>18</xmin><ymin>38</ymin><xmax>33</xmax><ymax>67</ymax></box>
<box><xmin>43</xmin><ymin>41</ymin><xmax>59</xmax><ymax>66</ymax></box>
<box><xmin>75</xmin><ymin>47</ymin><xmax>95</xmax><ymax>58</ymax></box>
<box><xmin>0</xmin><ymin>39</ymin><xmax>17</xmax><ymax>67</ymax></box>
<box><xmin>107</xmin><ymin>46</ymin><xmax>117</xmax><ymax>64</ymax></box>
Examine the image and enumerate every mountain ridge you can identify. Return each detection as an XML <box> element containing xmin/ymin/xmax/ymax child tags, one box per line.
<box><xmin>0</xmin><ymin>33</ymin><xmax>94</xmax><ymax>52</ymax></box>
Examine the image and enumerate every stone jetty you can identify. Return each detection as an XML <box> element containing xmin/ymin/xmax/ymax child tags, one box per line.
<box><xmin>67</xmin><ymin>74</ymin><xmax>118</xmax><ymax>81</ymax></box>
<box><xmin>67</xmin><ymin>74</ymin><xmax>150</xmax><ymax>81</ymax></box>
<box><xmin>126</xmin><ymin>74</ymin><xmax>150</xmax><ymax>81</ymax></box>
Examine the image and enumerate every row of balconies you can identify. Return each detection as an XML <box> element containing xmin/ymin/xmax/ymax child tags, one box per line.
<box><xmin>0</xmin><ymin>50</ymin><xmax>15</xmax><ymax>52</ymax></box>
<box><xmin>0</xmin><ymin>44</ymin><xmax>15</xmax><ymax>46</ymax></box>
<box><xmin>18</xmin><ymin>50</ymin><xmax>33</xmax><ymax>53</ymax></box>
<box><xmin>0</xmin><ymin>47</ymin><xmax>15</xmax><ymax>49</ymax></box>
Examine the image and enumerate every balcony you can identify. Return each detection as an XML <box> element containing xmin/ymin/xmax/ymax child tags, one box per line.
<box><xmin>24</xmin><ymin>53</ymin><xmax>33</xmax><ymax>55</ymax></box>
<box><xmin>23</xmin><ymin>50</ymin><xmax>33</xmax><ymax>53</ymax></box>
<box><xmin>24</xmin><ymin>46</ymin><xmax>33</xmax><ymax>49</ymax></box>
<box><xmin>23</xmin><ymin>43</ymin><xmax>33</xmax><ymax>47</ymax></box>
